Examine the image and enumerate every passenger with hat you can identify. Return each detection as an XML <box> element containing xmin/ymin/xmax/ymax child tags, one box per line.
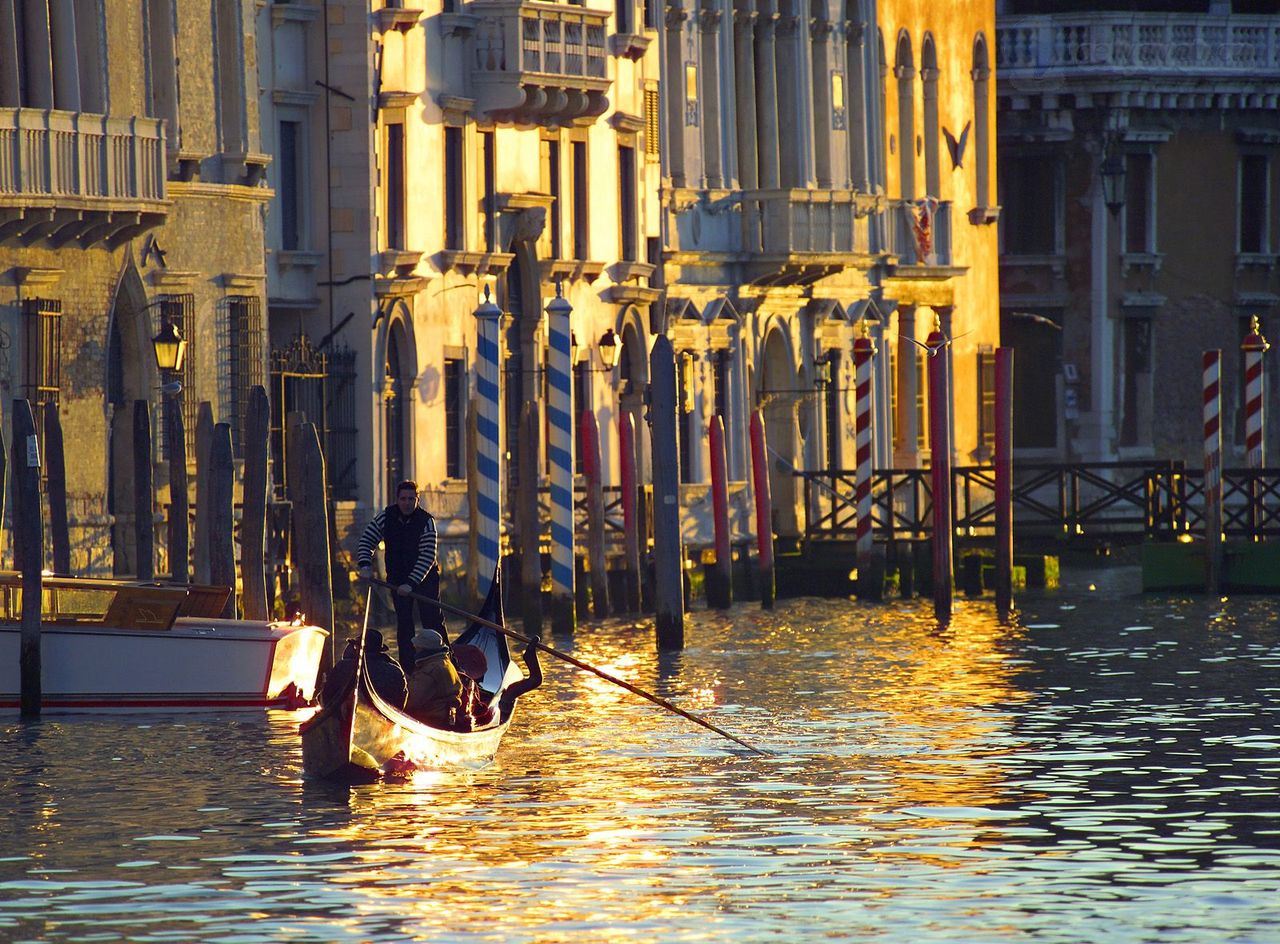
<box><xmin>451</xmin><ymin>643</ymin><xmax>496</xmax><ymax>730</ymax></box>
<box><xmin>318</xmin><ymin>629</ymin><xmax>407</xmax><ymax>710</ymax></box>
<box><xmin>403</xmin><ymin>629</ymin><xmax>463</xmax><ymax>729</ymax></box>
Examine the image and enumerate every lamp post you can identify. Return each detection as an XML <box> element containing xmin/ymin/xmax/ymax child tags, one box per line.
<box><xmin>598</xmin><ymin>328</ymin><xmax>621</xmax><ymax>371</ymax></box>
<box><xmin>1100</xmin><ymin>148</ymin><xmax>1126</xmax><ymax>217</ymax></box>
<box><xmin>151</xmin><ymin>319</ymin><xmax>187</xmax><ymax>374</ymax></box>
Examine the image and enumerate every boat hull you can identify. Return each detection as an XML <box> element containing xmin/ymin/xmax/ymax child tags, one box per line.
<box><xmin>0</xmin><ymin>619</ymin><xmax>328</xmax><ymax>712</ymax></box>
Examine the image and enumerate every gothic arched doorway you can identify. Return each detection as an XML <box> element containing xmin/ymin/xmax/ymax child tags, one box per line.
<box><xmin>106</xmin><ymin>265</ymin><xmax>155</xmax><ymax>576</ymax></box>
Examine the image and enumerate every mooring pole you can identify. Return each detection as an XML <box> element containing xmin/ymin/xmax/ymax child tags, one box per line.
<box><xmin>166</xmin><ymin>393</ymin><xmax>189</xmax><ymax>583</ymax></box>
<box><xmin>582</xmin><ymin>409</ymin><xmax>611</xmax><ymax>618</ymax></box>
<box><xmin>749</xmin><ymin>408</ymin><xmax>775</xmax><ymax>609</ymax></box>
<box><xmin>473</xmin><ymin>289</ymin><xmax>504</xmax><ymax>600</ymax></box>
<box><xmin>241</xmin><ymin>385</ymin><xmax>270</xmax><ymax>620</ymax></box>
<box><xmin>516</xmin><ymin>402</ymin><xmax>543</xmax><ymax>633</ymax></box>
<box><xmin>13</xmin><ymin>400</ymin><xmax>42</xmax><ymax>715</ymax></box>
<box><xmin>465</xmin><ymin>399</ymin><xmax>480</xmax><ymax>606</ymax></box>
<box><xmin>927</xmin><ymin>317</ymin><xmax>953</xmax><ymax>623</ymax></box>
<box><xmin>133</xmin><ymin>399</ymin><xmax>154</xmax><ymax>580</ymax></box>
<box><xmin>209</xmin><ymin>422</ymin><xmax>236</xmax><ymax>618</ymax></box>
<box><xmin>650</xmin><ymin>334</ymin><xmax>685</xmax><ymax>648</ymax></box>
<box><xmin>1204</xmin><ymin>349</ymin><xmax>1223</xmax><ymax>595</ymax></box>
<box><xmin>707</xmin><ymin>414</ymin><xmax>733</xmax><ymax>609</ymax></box>
<box><xmin>1242</xmin><ymin>317</ymin><xmax>1269</xmax><ymax>541</ymax></box>
<box><xmin>289</xmin><ymin>420</ymin><xmax>334</xmax><ymax>669</ymax></box>
<box><xmin>618</xmin><ymin>412</ymin><xmax>643</xmax><ymax>613</ymax></box>
<box><xmin>853</xmin><ymin>328</ymin><xmax>879</xmax><ymax>600</ymax></box>
<box><xmin>995</xmin><ymin>347</ymin><xmax>1015</xmax><ymax>615</ymax></box>
<box><xmin>193</xmin><ymin>401</ymin><xmax>214</xmax><ymax>584</ymax></box>
<box><xmin>43</xmin><ymin>402</ymin><xmax>70</xmax><ymax>575</ymax></box>
<box><xmin>545</xmin><ymin>284</ymin><xmax>576</xmax><ymax>634</ymax></box>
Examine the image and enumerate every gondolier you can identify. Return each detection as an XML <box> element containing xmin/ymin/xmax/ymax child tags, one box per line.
<box><xmin>357</xmin><ymin>480</ymin><xmax>446</xmax><ymax>667</ymax></box>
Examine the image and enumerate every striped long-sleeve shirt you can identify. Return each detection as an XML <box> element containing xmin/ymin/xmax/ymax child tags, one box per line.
<box><xmin>357</xmin><ymin>506</ymin><xmax>438</xmax><ymax>585</ymax></box>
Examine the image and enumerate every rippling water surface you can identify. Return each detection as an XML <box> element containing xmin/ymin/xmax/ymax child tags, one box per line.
<box><xmin>3</xmin><ymin>566</ymin><xmax>1280</xmax><ymax>943</ymax></box>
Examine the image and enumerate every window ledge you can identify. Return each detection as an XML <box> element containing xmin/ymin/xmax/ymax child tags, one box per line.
<box><xmin>609</xmin><ymin>33</ymin><xmax>651</xmax><ymax>60</ymax></box>
<box><xmin>378</xmin><ymin>90</ymin><xmax>418</xmax><ymax>111</ymax></box>
<box><xmin>434</xmin><ymin>249</ymin><xmax>514</xmax><ymax>276</ymax></box>
<box><xmin>380</xmin><ymin>249</ymin><xmax>423</xmax><ymax>274</ymax></box>
<box><xmin>276</xmin><ymin>250</ymin><xmax>324</xmax><ymax>270</ymax></box>
<box><xmin>1236</xmin><ymin>252</ymin><xmax>1279</xmax><ymax>273</ymax></box>
<box><xmin>1121</xmin><ymin>252</ymin><xmax>1164</xmax><ymax>275</ymax></box>
<box><xmin>374</xmin><ymin>8</ymin><xmax>423</xmax><ymax>33</ymax></box>
<box><xmin>1000</xmin><ymin>253</ymin><xmax>1066</xmax><ymax>278</ymax></box>
<box><xmin>608</xmin><ymin>260</ymin><xmax>655</xmax><ymax>283</ymax></box>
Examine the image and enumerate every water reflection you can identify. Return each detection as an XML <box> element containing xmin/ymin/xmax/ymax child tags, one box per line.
<box><xmin>2</xmin><ymin>569</ymin><xmax>1279</xmax><ymax>942</ymax></box>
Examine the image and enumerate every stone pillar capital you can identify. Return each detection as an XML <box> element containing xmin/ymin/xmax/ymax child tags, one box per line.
<box><xmin>665</xmin><ymin>3</ymin><xmax>689</xmax><ymax>27</ymax></box>
<box><xmin>699</xmin><ymin>7</ymin><xmax>723</xmax><ymax>30</ymax></box>
<box><xmin>810</xmin><ymin>18</ymin><xmax>834</xmax><ymax>40</ymax></box>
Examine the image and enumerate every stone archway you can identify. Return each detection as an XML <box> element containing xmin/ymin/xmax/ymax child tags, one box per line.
<box><xmin>758</xmin><ymin>327</ymin><xmax>800</xmax><ymax>542</ymax></box>
<box><xmin>106</xmin><ymin>264</ymin><xmax>156</xmax><ymax>576</ymax></box>
<box><xmin>618</xmin><ymin>318</ymin><xmax>649</xmax><ymax>482</ymax></box>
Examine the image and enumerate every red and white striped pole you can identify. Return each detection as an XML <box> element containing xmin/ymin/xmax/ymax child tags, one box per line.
<box><xmin>853</xmin><ymin>328</ymin><xmax>876</xmax><ymax>597</ymax></box>
<box><xmin>1242</xmin><ymin>316</ymin><xmax>1269</xmax><ymax>541</ymax></box>
<box><xmin>1204</xmin><ymin>349</ymin><xmax>1223</xmax><ymax>594</ymax></box>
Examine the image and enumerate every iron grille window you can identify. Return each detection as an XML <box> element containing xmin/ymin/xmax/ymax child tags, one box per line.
<box><xmin>22</xmin><ymin>298</ymin><xmax>61</xmax><ymax>407</ymax></box>
<box><xmin>978</xmin><ymin>350</ymin><xmax>996</xmax><ymax>454</ymax></box>
<box><xmin>268</xmin><ymin>335</ymin><xmax>358</xmax><ymax>501</ymax></box>
<box><xmin>712</xmin><ymin>350</ymin><xmax>728</xmax><ymax>418</ymax></box>
<box><xmin>223</xmin><ymin>295</ymin><xmax>264</xmax><ymax>458</ymax></box>
<box><xmin>160</xmin><ymin>293</ymin><xmax>197</xmax><ymax>461</ymax></box>
<box><xmin>445</xmin><ymin>357</ymin><xmax>464</xmax><ymax>479</ymax></box>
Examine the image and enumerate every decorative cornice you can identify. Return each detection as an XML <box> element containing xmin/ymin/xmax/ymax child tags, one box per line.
<box><xmin>374</xmin><ymin>7</ymin><xmax>422</xmax><ymax>33</ymax></box>
<box><xmin>148</xmin><ymin>269</ymin><xmax>200</xmax><ymax>291</ymax></box>
<box><xmin>609</xmin><ymin>111</ymin><xmax>646</xmax><ymax>134</ymax></box>
<box><xmin>378</xmin><ymin>90</ymin><xmax>418</xmax><ymax>111</ymax></box>
<box><xmin>12</xmin><ymin>266</ymin><xmax>64</xmax><ymax>289</ymax></box>
<box><xmin>221</xmin><ymin>273</ymin><xmax>265</xmax><ymax>292</ymax></box>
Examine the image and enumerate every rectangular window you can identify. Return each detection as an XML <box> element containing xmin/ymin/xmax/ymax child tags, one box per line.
<box><xmin>540</xmin><ymin>136</ymin><xmax>563</xmax><ymax>259</ymax></box>
<box><xmin>1124</xmin><ymin>153</ymin><xmax>1153</xmax><ymax>254</ymax></box>
<box><xmin>712</xmin><ymin>350</ymin><xmax>729</xmax><ymax>419</ymax></box>
<box><xmin>616</xmin><ymin>0</ymin><xmax>632</xmax><ymax>34</ymax></box>
<box><xmin>1001</xmin><ymin>153</ymin><xmax>1058</xmax><ymax>255</ymax></box>
<box><xmin>831</xmin><ymin>72</ymin><xmax>846</xmax><ymax>130</ymax></box>
<box><xmin>479</xmin><ymin>129</ymin><xmax>496</xmax><ymax>252</ymax></box>
<box><xmin>445</xmin><ymin>126</ymin><xmax>464</xmax><ymax>250</ymax></box>
<box><xmin>644</xmin><ymin>86</ymin><xmax>661</xmax><ymax>162</ymax></box>
<box><xmin>444</xmin><ymin>356</ymin><xmax>464</xmax><ymax>479</ymax></box>
<box><xmin>678</xmin><ymin>353</ymin><xmax>693</xmax><ymax>483</ymax></box>
<box><xmin>825</xmin><ymin>352</ymin><xmax>841</xmax><ymax>471</ymax></box>
<box><xmin>224</xmin><ymin>295</ymin><xmax>264</xmax><ymax>458</ymax></box>
<box><xmin>684</xmin><ymin>64</ymin><xmax>699</xmax><ymax>126</ymax></box>
<box><xmin>977</xmin><ymin>349</ymin><xmax>996</xmax><ymax>455</ymax></box>
<box><xmin>1239</xmin><ymin>154</ymin><xmax>1269</xmax><ymax>253</ymax></box>
<box><xmin>23</xmin><ymin>298</ymin><xmax>61</xmax><ymax>407</ymax></box>
<box><xmin>643</xmin><ymin>0</ymin><xmax>659</xmax><ymax>29</ymax></box>
<box><xmin>1120</xmin><ymin>317</ymin><xmax>1152</xmax><ymax>447</ymax></box>
<box><xmin>279</xmin><ymin>120</ymin><xmax>302</xmax><ymax>250</ymax></box>
<box><xmin>572</xmin><ymin>140</ymin><xmax>589</xmax><ymax>259</ymax></box>
<box><xmin>384</xmin><ymin>122</ymin><xmax>406</xmax><ymax>249</ymax></box>
<box><xmin>916</xmin><ymin>351</ymin><xmax>928</xmax><ymax>451</ymax></box>
<box><xmin>619</xmin><ymin>144</ymin><xmax>637</xmax><ymax>262</ymax></box>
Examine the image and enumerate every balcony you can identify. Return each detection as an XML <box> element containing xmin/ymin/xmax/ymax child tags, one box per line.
<box><xmin>0</xmin><ymin>109</ymin><xmax>168</xmax><ymax>248</ymax></box>
<box><xmin>471</xmin><ymin>0</ymin><xmax>610</xmax><ymax>124</ymax></box>
<box><xmin>886</xmin><ymin>199</ymin><xmax>953</xmax><ymax>270</ymax></box>
<box><xmin>997</xmin><ymin>14</ymin><xmax>1280</xmax><ymax>83</ymax></box>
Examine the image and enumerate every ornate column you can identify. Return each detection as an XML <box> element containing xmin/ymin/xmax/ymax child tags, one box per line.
<box><xmin>699</xmin><ymin>5</ymin><xmax>724</xmax><ymax>189</ymax></box>
<box><xmin>809</xmin><ymin>16</ymin><xmax>834</xmax><ymax>189</ymax></box>
<box><xmin>664</xmin><ymin>3</ymin><xmax>690</xmax><ymax>187</ymax></box>
<box><xmin>733</xmin><ymin>7</ymin><xmax>759</xmax><ymax>190</ymax></box>
<box><xmin>754</xmin><ymin>8</ymin><xmax>780</xmax><ymax>189</ymax></box>
<box><xmin>894</xmin><ymin>60</ymin><xmax>915</xmax><ymax>200</ymax></box>
<box><xmin>774</xmin><ymin>11</ymin><xmax>802</xmax><ymax>188</ymax></box>
<box><xmin>48</xmin><ymin>0</ymin><xmax>79</xmax><ymax>112</ymax></box>
<box><xmin>922</xmin><ymin>64</ymin><xmax>940</xmax><ymax>196</ymax></box>
<box><xmin>0</xmin><ymin>0</ymin><xmax>21</xmax><ymax>106</ymax></box>
<box><xmin>20</xmin><ymin>0</ymin><xmax>54</xmax><ymax>109</ymax></box>
<box><xmin>894</xmin><ymin>304</ymin><xmax>919</xmax><ymax>468</ymax></box>
<box><xmin>845</xmin><ymin>19</ymin><xmax>869</xmax><ymax>192</ymax></box>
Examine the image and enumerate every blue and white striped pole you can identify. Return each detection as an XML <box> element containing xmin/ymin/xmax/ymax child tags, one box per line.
<box><xmin>474</xmin><ymin>288</ymin><xmax>503</xmax><ymax>596</ymax></box>
<box><xmin>545</xmin><ymin>283</ymin><xmax>576</xmax><ymax>632</ymax></box>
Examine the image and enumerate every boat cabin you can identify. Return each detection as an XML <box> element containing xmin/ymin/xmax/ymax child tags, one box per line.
<box><xmin>0</xmin><ymin>572</ymin><xmax>231</xmax><ymax>631</ymax></box>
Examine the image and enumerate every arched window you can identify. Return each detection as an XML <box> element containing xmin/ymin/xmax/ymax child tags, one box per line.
<box><xmin>973</xmin><ymin>33</ymin><xmax>993</xmax><ymax>216</ymax></box>
<box><xmin>921</xmin><ymin>34</ymin><xmax>939</xmax><ymax>198</ymax></box>
<box><xmin>894</xmin><ymin>31</ymin><xmax>914</xmax><ymax>200</ymax></box>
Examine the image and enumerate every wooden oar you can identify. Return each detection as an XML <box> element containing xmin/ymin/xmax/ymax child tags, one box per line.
<box><xmin>367</xmin><ymin>577</ymin><xmax>769</xmax><ymax>756</ymax></box>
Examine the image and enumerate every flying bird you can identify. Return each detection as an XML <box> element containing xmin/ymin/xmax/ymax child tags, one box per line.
<box><xmin>942</xmin><ymin>121</ymin><xmax>971</xmax><ymax>170</ymax></box>
<box><xmin>899</xmin><ymin>330</ymin><xmax>973</xmax><ymax>357</ymax></box>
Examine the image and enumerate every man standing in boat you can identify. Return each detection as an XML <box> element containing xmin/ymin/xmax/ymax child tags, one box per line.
<box><xmin>356</xmin><ymin>480</ymin><xmax>447</xmax><ymax>668</ymax></box>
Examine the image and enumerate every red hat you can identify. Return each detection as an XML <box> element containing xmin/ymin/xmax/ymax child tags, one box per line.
<box><xmin>451</xmin><ymin>643</ymin><xmax>488</xmax><ymax>680</ymax></box>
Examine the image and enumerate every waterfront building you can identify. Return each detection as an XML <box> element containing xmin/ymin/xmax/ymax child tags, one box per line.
<box><xmin>659</xmin><ymin>0</ymin><xmax>1000</xmax><ymax>546</ymax></box>
<box><xmin>258</xmin><ymin>1</ymin><xmax>660</xmax><ymax>579</ymax></box>
<box><xmin>996</xmin><ymin>0</ymin><xmax>1280</xmax><ymax>464</ymax></box>
<box><xmin>0</xmin><ymin>0</ymin><xmax>269</xmax><ymax>575</ymax></box>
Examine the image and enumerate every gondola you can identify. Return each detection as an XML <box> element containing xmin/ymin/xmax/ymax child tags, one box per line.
<box><xmin>300</xmin><ymin>573</ymin><xmax>523</xmax><ymax>781</ymax></box>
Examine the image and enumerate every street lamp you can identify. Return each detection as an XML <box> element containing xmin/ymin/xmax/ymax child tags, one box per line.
<box><xmin>1100</xmin><ymin>149</ymin><xmax>1126</xmax><ymax>217</ymax></box>
<box><xmin>598</xmin><ymin>328</ymin><xmax>621</xmax><ymax>370</ymax></box>
<box><xmin>151</xmin><ymin>320</ymin><xmax>187</xmax><ymax>373</ymax></box>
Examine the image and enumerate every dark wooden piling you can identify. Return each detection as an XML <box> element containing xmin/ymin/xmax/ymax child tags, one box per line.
<box><xmin>517</xmin><ymin>402</ymin><xmax>543</xmax><ymax>634</ymax></box>
<box><xmin>13</xmin><ymin>400</ymin><xmax>43</xmax><ymax>715</ymax></box>
<box><xmin>43</xmin><ymin>402</ymin><xmax>70</xmax><ymax>575</ymax></box>
<box><xmin>582</xmin><ymin>409</ymin><xmax>610</xmax><ymax>618</ymax></box>
<box><xmin>193</xmin><ymin>401</ymin><xmax>214</xmax><ymax>584</ymax></box>
<box><xmin>649</xmin><ymin>334</ymin><xmax>684</xmax><ymax>649</ymax></box>
<box><xmin>995</xmin><ymin>348</ymin><xmax>1014</xmax><ymax>615</ymax></box>
<box><xmin>289</xmin><ymin>420</ymin><xmax>334</xmax><ymax>669</ymax></box>
<box><xmin>133</xmin><ymin>399</ymin><xmax>154</xmax><ymax>580</ymax></box>
<box><xmin>749</xmin><ymin>409</ymin><xmax>775</xmax><ymax>609</ymax></box>
<box><xmin>209</xmin><ymin>422</ymin><xmax>236</xmax><ymax>618</ymax></box>
<box><xmin>927</xmin><ymin>328</ymin><xmax>953</xmax><ymax>623</ymax></box>
<box><xmin>707</xmin><ymin>414</ymin><xmax>732</xmax><ymax>609</ymax></box>
<box><xmin>618</xmin><ymin>412</ymin><xmax>642</xmax><ymax>612</ymax></box>
<box><xmin>241</xmin><ymin>385</ymin><xmax>270</xmax><ymax>620</ymax></box>
<box><xmin>166</xmin><ymin>395</ymin><xmax>189</xmax><ymax>583</ymax></box>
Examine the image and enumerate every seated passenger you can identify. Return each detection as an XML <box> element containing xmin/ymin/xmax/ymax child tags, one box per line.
<box><xmin>404</xmin><ymin>629</ymin><xmax>463</xmax><ymax>729</ymax></box>
<box><xmin>365</xmin><ymin>629</ymin><xmax>408</xmax><ymax>710</ymax></box>
<box><xmin>499</xmin><ymin>635</ymin><xmax>543</xmax><ymax>723</ymax></box>
<box><xmin>319</xmin><ymin>637</ymin><xmax>359</xmax><ymax>707</ymax></box>
<box><xmin>450</xmin><ymin>643</ymin><xmax>495</xmax><ymax>730</ymax></box>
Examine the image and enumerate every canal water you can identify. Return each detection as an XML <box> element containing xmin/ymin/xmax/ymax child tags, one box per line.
<box><xmin>3</xmin><ymin>565</ymin><xmax>1279</xmax><ymax>943</ymax></box>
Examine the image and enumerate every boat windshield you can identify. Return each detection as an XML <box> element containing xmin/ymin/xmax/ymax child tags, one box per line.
<box><xmin>0</xmin><ymin>576</ymin><xmax>188</xmax><ymax>630</ymax></box>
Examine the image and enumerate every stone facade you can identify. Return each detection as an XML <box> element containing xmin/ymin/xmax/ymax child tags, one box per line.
<box><xmin>0</xmin><ymin>0</ymin><xmax>270</xmax><ymax>576</ymax></box>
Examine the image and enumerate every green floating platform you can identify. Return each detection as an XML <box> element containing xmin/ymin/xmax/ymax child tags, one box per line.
<box><xmin>1141</xmin><ymin>541</ymin><xmax>1280</xmax><ymax>592</ymax></box>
